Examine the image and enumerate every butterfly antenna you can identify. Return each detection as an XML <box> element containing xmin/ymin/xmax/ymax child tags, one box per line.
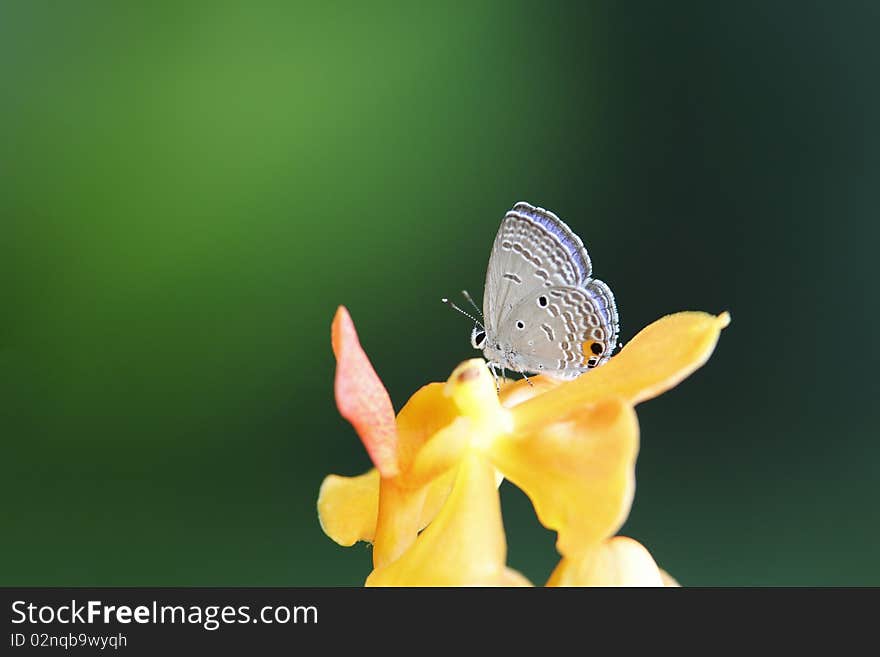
<box><xmin>441</xmin><ymin>297</ymin><xmax>484</xmax><ymax>329</ymax></box>
<box><xmin>461</xmin><ymin>290</ymin><xmax>484</xmax><ymax>319</ymax></box>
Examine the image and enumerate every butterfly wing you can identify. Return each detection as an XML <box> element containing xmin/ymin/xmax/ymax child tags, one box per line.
<box><xmin>502</xmin><ymin>280</ymin><xmax>620</xmax><ymax>379</ymax></box>
<box><xmin>483</xmin><ymin>202</ymin><xmax>593</xmax><ymax>335</ymax></box>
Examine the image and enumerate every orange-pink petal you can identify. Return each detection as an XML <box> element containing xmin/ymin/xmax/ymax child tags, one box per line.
<box><xmin>331</xmin><ymin>306</ymin><xmax>398</xmax><ymax>478</ymax></box>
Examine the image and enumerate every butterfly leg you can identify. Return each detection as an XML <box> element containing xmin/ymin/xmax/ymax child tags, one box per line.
<box><xmin>515</xmin><ymin>365</ymin><xmax>534</xmax><ymax>387</ymax></box>
<box><xmin>487</xmin><ymin>361</ymin><xmax>500</xmax><ymax>393</ymax></box>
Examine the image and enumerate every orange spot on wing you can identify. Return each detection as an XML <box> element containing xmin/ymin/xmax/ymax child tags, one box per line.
<box><xmin>582</xmin><ymin>341</ymin><xmax>594</xmax><ymax>366</ymax></box>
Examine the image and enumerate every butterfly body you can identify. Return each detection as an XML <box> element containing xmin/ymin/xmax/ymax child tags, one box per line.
<box><xmin>472</xmin><ymin>202</ymin><xmax>619</xmax><ymax>381</ymax></box>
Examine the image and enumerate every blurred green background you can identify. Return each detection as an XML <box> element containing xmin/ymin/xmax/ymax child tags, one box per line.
<box><xmin>2</xmin><ymin>1</ymin><xmax>878</xmax><ymax>586</ymax></box>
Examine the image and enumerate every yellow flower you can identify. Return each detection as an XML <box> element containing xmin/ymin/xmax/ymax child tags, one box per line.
<box><xmin>318</xmin><ymin>306</ymin><xmax>729</xmax><ymax>586</ymax></box>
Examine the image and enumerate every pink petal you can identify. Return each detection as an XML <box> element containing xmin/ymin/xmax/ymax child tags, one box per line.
<box><xmin>332</xmin><ymin>306</ymin><xmax>399</xmax><ymax>478</ymax></box>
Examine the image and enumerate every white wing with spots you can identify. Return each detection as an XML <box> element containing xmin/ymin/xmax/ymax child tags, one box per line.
<box><xmin>483</xmin><ymin>202</ymin><xmax>592</xmax><ymax>336</ymax></box>
<box><xmin>479</xmin><ymin>201</ymin><xmax>619</xmax><ymax>378</ymax></box>
<box><xmin>502</xmin><ymin>281</ymin><xmax>619</xmax><ymax>379</ymax></box>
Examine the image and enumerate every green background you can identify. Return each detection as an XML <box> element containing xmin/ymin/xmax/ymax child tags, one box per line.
<box><xmin>3</xmin><ymin>2</ymin><xmax>878</xmax><ymax>586</ymax></box>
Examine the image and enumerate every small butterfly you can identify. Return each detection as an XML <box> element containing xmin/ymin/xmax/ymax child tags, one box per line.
<box><xmin>445</xmin><ymin>201</ymin><xmax>619</xmax><ymax>385</ymax></box>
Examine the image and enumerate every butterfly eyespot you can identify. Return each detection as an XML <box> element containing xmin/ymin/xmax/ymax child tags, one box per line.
<box><xmin>582</xmin><ymin>341</ymin><xmax>605</xmax><ymax>366</ymax></box>
<box><xmin>516</xmin><ymin>321</ymin><xmax>525</xmax><ymax>329</ymax></box>
<box><xmin>537</xmin><ymin>295</ymin><xmax>548</xmax><ymax>307</ymax></box>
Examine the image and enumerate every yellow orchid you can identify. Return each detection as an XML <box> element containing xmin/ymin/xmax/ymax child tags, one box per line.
<box><xmin>318</xmin><ymin>306</ymin><xmax>729</xmax><ymax>586</ymax></box>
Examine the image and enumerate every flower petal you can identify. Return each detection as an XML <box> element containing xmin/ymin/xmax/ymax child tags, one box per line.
<box><xmin>445</xmin><ymin>359</ymin><xmax>510</xmax><ymax>425</ymax></box>
<box><xmin>369</xmin><ymin>381</ymin><xmax>460</xmax><ymax>566</ymax></box>
<box><xmin>547</xmin><ymin>536</ymin><xmax>664</xmax><ymax>587</ymax></box>
<box><xmin>394</xmin><ymin>382</ymin><xmax>460</xmax><ymax>476</ymax></box>
<box><xmin>373</xmin><ymin>476</ymin><xmax>431</xmax><ymax>568</ymax></box>
<box><xmin>488</xmin><ymin>399</ymin><xmax>638</xmax><ymax>555</ymax></box>
<box><xmin>513</xmin><ymin>311</ymin><xmax>730</xmax><ymax>432</ymax></box>
<box><xmin>499</xmin><ymin>375</ymin><xmax>559</xmax><ymax>408</ymax></box>
<box><xmin>317</xmin><ymin>469</ymin><xmax>380</xmax><ymax>546</ymax></box>
<box><xmin>366</xmin><ymin>454</ymin><xmax>527</xmax><ymax>586</ymax></box>
<box><xmin>332</xmin><ymin>306</ymin><xmax>399</xmax><ymax>477</ymax></box>
<box><xmin>660</xmin><ymin>569</ymin><xmax>681</xmax><ymax>587</ymax></box>
<box><xmin>317</xmin><ymin>467</ymin><xmax>455</xmax><ymax>555</ymax></box>
<box><xmin>420</xmin><ymin>469</ymin><xmax>456</xmax><ymax>529</ymax></box>
<box><xmin>394</xmin><ymin>359</ymin><xmax>509</xmax><ymax>498</ymax></box>
<box><xmin>487</xmin><ymin>568</ymin><xmax>533</xmax><ymax>587</ymax></box>
<box><xmin>406</xmin><ymin>417</ymin><xmax>472</xmax><ymax>488</ymax></box>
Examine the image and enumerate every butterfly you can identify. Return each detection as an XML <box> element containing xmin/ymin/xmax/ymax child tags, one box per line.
<box><xmin>446</xmin><ymin>201</ymin><xmax>619</xmax><ymax>385</ymax></box>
